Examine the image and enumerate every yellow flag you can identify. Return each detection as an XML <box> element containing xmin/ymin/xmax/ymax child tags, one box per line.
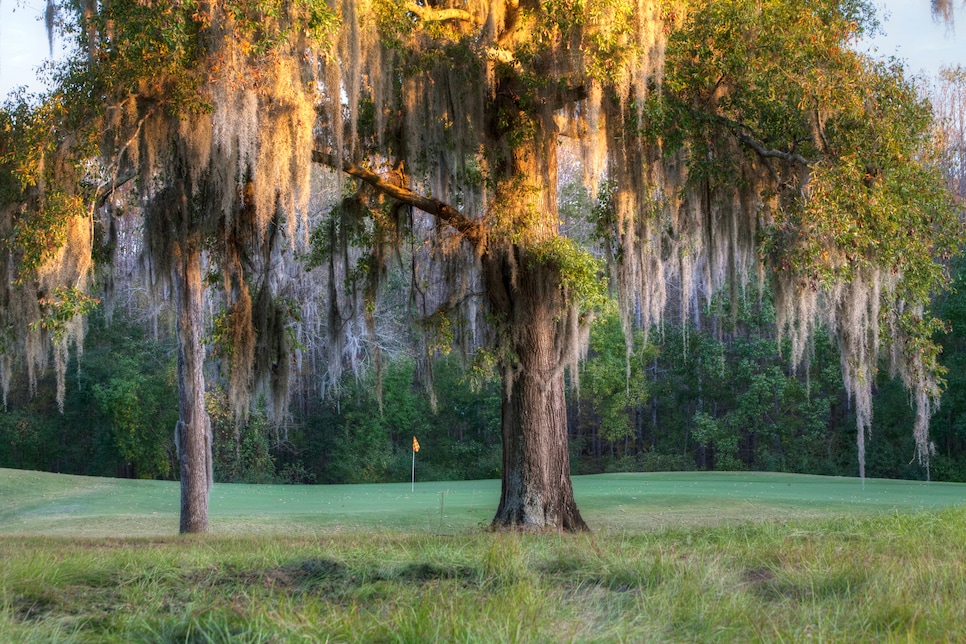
<box><xmin>413</xmin><ymin>436</ymin><xmax>420</xmax><ymax>452</ymax></box>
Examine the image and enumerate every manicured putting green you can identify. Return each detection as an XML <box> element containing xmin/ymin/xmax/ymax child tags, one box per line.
<box><xmin>1</xmin><ymin>468</ymin><xmax>963</xmax><ymax>537</ymax></box>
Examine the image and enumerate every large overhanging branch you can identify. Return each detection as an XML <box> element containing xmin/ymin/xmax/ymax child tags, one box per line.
<box><xmin>311</xmin><ymin>150</ymin><xmax>484</xmax><ymax>249</ymax></box>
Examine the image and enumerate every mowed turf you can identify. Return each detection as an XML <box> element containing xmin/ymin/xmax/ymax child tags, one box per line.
<box><xmin>2</xmin><ymin>467</ymin><xmax>964</xmax><ymax>536</ymax></box>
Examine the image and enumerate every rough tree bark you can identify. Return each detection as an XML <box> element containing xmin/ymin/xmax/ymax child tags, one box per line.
<box><xmin>482</xmin><ymin>101</ymin><xmax>587</xmax><ymax>530</ymax></box>
<box><xmin>173</xmin><ymin>238</ymin><xmax>213</xmax><ymax>534</ymax></box>
<box><xmin>484</xmin><ymin>250</ymin><xmax>587</xmax><ymax>531</ymax></box>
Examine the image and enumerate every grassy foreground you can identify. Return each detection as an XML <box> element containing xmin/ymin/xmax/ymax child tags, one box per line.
<box><xmin>2</xmin><ymin>469</ymin><xmax>966</xmax><ymax>641</ymax></box>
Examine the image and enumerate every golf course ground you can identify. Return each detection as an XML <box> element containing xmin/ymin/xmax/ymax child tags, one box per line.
<box><xmin>2</xmin><ymin>468</ymin><xmax>965</xmax><ymax>641</ymax></box>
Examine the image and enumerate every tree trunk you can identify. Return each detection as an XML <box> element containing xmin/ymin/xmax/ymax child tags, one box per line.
<box><xmin>173</xmin><ymin>242</ymin><xmax>213</xmax><ymax>534</ymax></box>
<box><xmin>485</xmin><ymin>250</ymin><xmax>587</xmax><ymax>532</ymax></box>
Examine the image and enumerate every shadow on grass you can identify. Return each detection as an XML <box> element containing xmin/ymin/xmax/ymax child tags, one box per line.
<box><xmin>191</xmin><ymin>556</ymin><xmax>482</xmax><ymax>600</ymax></box>
<box><xmin>742</xmin><ymin>565</ymin><xmax>868</xmax><ymax>603</ymax></box>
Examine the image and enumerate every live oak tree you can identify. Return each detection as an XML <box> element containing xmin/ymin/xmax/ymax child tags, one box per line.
<box><xmin>1</xmin><ymin>0</ymin><xmax>960</xmax><ymax>532</ymax></box>
<box><xmin>654</xmin><ymin>0</ymin><xmax>961</xmax><ymax>479</ymax></box>
<box><xmin>313</xmin><ymin>0</ymin><xmax>958</xmax><ymax>522</ymax></box>
<box><xmin>2</xmin><ymin>0</ymin><xmax>335</xmax><ymax>533</ymax></box>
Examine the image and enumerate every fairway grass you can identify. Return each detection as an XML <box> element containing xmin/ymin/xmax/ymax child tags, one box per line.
<box><xmin>2</xmin><ymin>469</ymin><xmax>966</xmax><ymax>641</ymax></box>
<box><xmin>2</xmin><ymin>468</ymin><xmax>964</xmax><ymax>537</ymax></box>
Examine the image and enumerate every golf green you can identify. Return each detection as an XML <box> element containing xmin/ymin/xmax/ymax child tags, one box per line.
<box><xmin>1</xmin><ymin>468</ymin><xmax>963</xmax><ymax>536</ymax></box>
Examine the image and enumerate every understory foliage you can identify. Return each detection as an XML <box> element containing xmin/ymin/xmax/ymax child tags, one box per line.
<box><xmin>296</xmin><ymin>357</ymin><xmax>502</xmax><ymax>484</ymax></box>
<box><xmin>0</xmin><ymin>311</ymin><xmax>178</xmax><ymax>480</ymax></box>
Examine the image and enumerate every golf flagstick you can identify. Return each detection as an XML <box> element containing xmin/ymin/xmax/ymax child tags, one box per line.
<box><xmin>412</xmin><ymin>436</ymin><xmax>419</xmax><ymax>492</ymax></box>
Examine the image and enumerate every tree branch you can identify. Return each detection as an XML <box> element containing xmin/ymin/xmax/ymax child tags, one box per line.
<box><xmin>311</xmin><ymin>150</ymin><xmax>484</xmax><ymax>249</ymax></box>
<box><xmin>717</xmin><ymin>116</ymin><xmax>813</xmax><ymax>167</ymax></box>
<box><xmin>485</xmin><ymin>47</ymin><xmax>516</xmax><ymax>65</ymax></box>
<box><xmin>406</xmin><ymin>3</ymin><xmax>481</xmax><ymax>24</ymax></box>
<box><xmin>95</xmin><ymin>170</ymin><xmax>137</xmax><ymax>208</ymax></box>
<box><xmin>734</xmin><ymin>130</ymin><xmax>812</xmax><ymax>167</ymax></box>
<box><xmin>550</xmin><ymin>84</ymin><xmax>588</xmax><ymax>111</ymax></box>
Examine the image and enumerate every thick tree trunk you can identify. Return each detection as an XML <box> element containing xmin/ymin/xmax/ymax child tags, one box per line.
<box><xmin>485</xmin><ymin>250</ymin><xmax>587</xmax><ymax>532</ymax></box>
<box><xmin>173</xmin><ymin>242</ymin><xmax>213</xmax><ymax>534</ymax></box>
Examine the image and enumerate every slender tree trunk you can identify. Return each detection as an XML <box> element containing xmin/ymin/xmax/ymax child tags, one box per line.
<box><xmin>485</xmin><ymin>250</ymin><xmax>587</xmax><ymax>531</ymax></box>
<box><xmin>173</xmin><ymin>241</ymin><xmax>212</xmax><ymax>533</ymax></box>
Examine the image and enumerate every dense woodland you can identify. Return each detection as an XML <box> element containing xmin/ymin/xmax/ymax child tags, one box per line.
<box><xmin>1</xmin><ymin>1</ymin><xmax>965</xmax><ymax>531</ymax></box>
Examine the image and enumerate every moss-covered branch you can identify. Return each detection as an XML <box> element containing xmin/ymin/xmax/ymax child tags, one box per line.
<box><xmin>311</xmin><ymin>150</ymin><xmax>485</xmax><ymax>250</ymax></box>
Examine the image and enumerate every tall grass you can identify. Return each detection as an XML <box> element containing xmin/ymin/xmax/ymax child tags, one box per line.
<box><xmin>3</xmin><ymin>509</ymin><xmax>966</xmax><ymax>641</ymax></box>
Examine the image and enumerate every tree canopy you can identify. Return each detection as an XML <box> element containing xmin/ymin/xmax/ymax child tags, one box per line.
<box><xmin>0</xmin><ymin>0</ymin><xmax>960</xmax><ymax>531</ymax></box>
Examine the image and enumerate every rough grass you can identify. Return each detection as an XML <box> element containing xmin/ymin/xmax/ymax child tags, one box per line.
<box><xmin>2</xmin><ymin>469</ymin><xmax>966</xmax><ymax>641</ymax></box>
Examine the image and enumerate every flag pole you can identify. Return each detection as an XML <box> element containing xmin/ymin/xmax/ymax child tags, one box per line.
<box><xmin>411</xmin><ymin>436</ymin><xmax>419</xmax><ymax>493</ymax></box>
